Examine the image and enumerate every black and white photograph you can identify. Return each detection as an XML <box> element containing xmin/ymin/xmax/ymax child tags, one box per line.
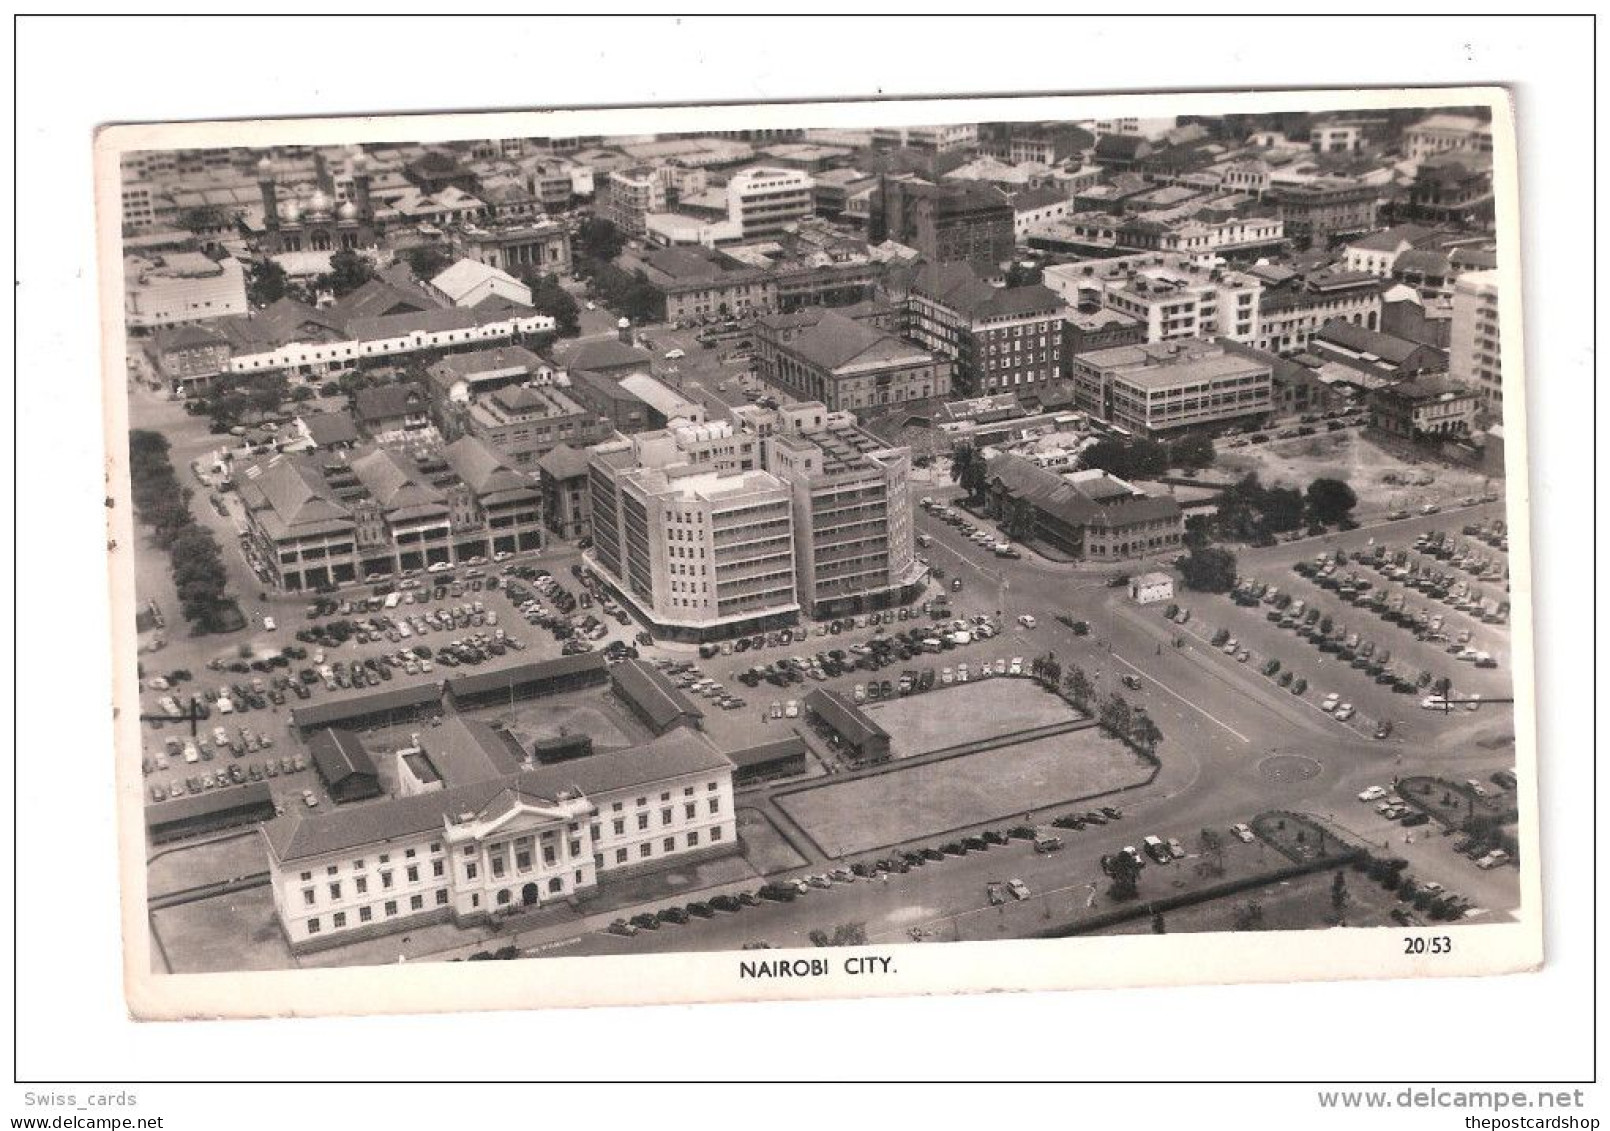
<box><xmin>95</xmin><ymin>84</ymin><xmax>1546</xmax><ymax>1017</ymax></box>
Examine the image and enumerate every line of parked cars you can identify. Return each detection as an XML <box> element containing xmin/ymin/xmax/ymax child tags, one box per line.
<box><xmin>148</xmin><ymin>748</ymin><xmax>306</xmax><ymax>803</ymax></box>
<box><xmin>652</xmin><ymin>659</ymin><xmax>747</xmax><ymax>711</ymax></box>
<box><xmin>921</xmin><ymin>497</ymin><xmax>1022</xmax><ymax>559</ymax></box>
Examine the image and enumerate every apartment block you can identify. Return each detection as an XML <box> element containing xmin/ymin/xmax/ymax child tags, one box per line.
<box><xmin>907</xmin><ymin>262</ymin><xmax>1068</xmax><ymax>396</ymax></box>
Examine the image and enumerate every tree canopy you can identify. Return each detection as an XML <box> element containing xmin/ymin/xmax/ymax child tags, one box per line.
<box><xmin>1306</xmin><ymin>476</ymin><xmax>1359</xmax><ymax>526</ymax></box>
<box><xmin>1179</xmin><ymin>545</ymin><xmax>1238</xmax><ymax>593</ymax></box>
<box><xmin>315</xmin><ymin>249</ymin><xmax>376</xmax><ymax>298</ymax></box>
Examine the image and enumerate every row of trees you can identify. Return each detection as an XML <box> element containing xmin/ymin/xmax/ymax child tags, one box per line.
<box><xmin>1048</xmin><ymin>655</ymin><xmax>1165</xmax><ymax>754</ymax></box>
<box><xmin>1080</xmin><ymin>432</ymin><xmax>1216</xmax><ymax>480</ymax></box>
<box><xmin>128</xmin><ymin>431</ymin><xmax>235</xmax><ymax>632</ymax></box>
<box><xmin>1212</xmin><ymin>472</ymin><xmax>1359</xmax><ymax>543</ymax></box>
<box><xmin>190</xmin><ymin>371</ymin><xmax>293</xmax><ymax>431</ymax></box>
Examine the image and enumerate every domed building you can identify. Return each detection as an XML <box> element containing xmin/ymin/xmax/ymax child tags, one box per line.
<box><xmin>258</xmin><ymin>148</ymin><xmax>377</xmax><ymax>254</ymax></box>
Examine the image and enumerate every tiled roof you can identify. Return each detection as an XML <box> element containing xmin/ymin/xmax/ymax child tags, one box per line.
<box><xmin>556</xmin><ymin>335</ymin><xmax>653</xmax><ymax>373</ymax></box>
<box><xmin>350</xmin><ymin>445</ymin><xmax>446</xmax><ymax>512</ymax></box>
<box><xmin>352</xmin><ymin>382</ymin><xmax>429</xmax><ymax>425</ymax></box>
<box><xmin>300</xmin><ymin>410</ymin><xmax>359</xmax><ymax>448</ymax></box>
<box><xmin>1313</xmin><ymin>319</ymin><xmax>1429</xmax><ymax>367</ymax></box>
<box><xmin>536</xmin><ymin>443</ymin><xmax>594</xmax><ymax>481</ymax></box>
<box><xmin>440</xmin><ymin>435</ymin><xmax>535</xmax><ymax>502</ymax></box>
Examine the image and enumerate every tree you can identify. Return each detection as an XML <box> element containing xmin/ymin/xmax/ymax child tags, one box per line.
<box><xmin>1005</xmin><ymin>496</ymin><xmax>1035</xmax><ymax>540</ymax></box>
<box><xmin>1232</xmin><ymin>900</ymin><xmax>1266</xmax><ymax>931</ymax></box>
<box><xmin>1169</xmin><ymin>432</ymin><xmax>1216</xmax><ymax>472</ymax></box>
<box><xmin>1307</xmin><ymin>477</ymin><xmax>1359</xmax><ymax>526</ymax></box>
<box><xmin>1198</xmin><ymin>828</ymin><xmax>1226</xmax><ymax>875</ymax></box>
<box><xmin>246</xmin><ymin>258</ymin><xmax>289</xmax><ymax>307</ymax></box>
<box><xmin>1108</xmin><ymin>851</ymin><xmax>1142</xmax><ymax>901</ymax></box>
<box><xmin>810</xmin><ymin>922</ymin><xmax>868</xmax><ymax>947</ymax></box>
<box><xmin>1260</xmin><ymin>485</ymin><xmax>1305</xmax><ymax>533</ymax></box>
<box><xmin>522</xmin><ymin>271</ymin><xmax>582</xmax><ymax>336</ymax></box>
<box><xmin>575</xmin><ymin>216</ymin><xmax>627</xmax><ymax>262</ymax></box>
<box><xmin>1065</xmin><ymin>666</ymin><xmax>1094</xmax><ymax>711</ymax></box>
<box><xmin>1179</xmin><ymin>545</ymin><xmax>1238</xmax><ymax>593</ymax></box>
<box><xmin>1099</xmin><ymin>693</ymin><xmax>1133</xmax><ymax>739</ymax></box>
<box><xmin>315</xmin><ymin>249</ymin><xmax>375</xmax><ymax>298</ymax></box>
<box><xmin>1130</xmin><ymin>712</ymin><xmax>1164</xmax><ymax>754</ymax></box>
<box><xmin>1005</xmin><ymin>261</ymin><xmax>1044</xmax><ymax>287</ymax></box>
<box><xmin>1081</xmin><ymin>437</ymin><xmax>1168</xmax><ymax>480</ymax></box>
<box><xmin>949</xmin><ymin>443</ymin><xmax>987</xmax><ymax>502</ymax></box>
<box><xmin>1331</xmin><ymin>871</ymin><xmax>1351</xmax><ymax>914</ymax></box>
<box><xmin>406</xmin><ymin>245</ymin><xmax>454</xmax><ymax>283</ymax></box>
<box><xmin>1183</xmin><ymin>513</ymin><xmax>1214</xmax><ymax>550</ymax></box>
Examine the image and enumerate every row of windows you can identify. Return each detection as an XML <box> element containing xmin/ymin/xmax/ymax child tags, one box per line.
<box><xmin>306</xmin><ymin>888</ymin><xmax>449</xmax><ymax>933</ymax></box>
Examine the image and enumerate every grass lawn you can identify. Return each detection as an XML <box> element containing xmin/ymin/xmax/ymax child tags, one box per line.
<box><xmin>1091</xmin><ymin>866</ymin><xmax>1404</xmax><ymax>935</ymax></box>
<box><xmin>147</xmin><ymin>829</ymin><xmax>268</xmax><ymax>897</ymax></box>
<box><xmin>777</xmin><ymin>728</ymin><xmax>1151</xmax><ymax>858</ymax></box>
<box><xmin>864</xmin><ymin>678</ymin><xmax>1084</xmax><ymax>757</ymax></box>
<box><xmin>737</xmin><ymin>806</ymin><xmax>806</xmax><ymax>875</ymax></box>
<box><xmin>149</xmin><ymin>885</ymin><xmax>294</xmax><ymax>973</ymax></box>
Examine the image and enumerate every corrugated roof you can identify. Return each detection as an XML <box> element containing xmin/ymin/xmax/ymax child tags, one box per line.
<box><xmin>804</xmin><ymin>688</ymin><xmax>888</xmax><ymax>747</ymax></box>
<box><xmin>446</xmin><ymin>652</ymin><xmax>607</xmax><ymax>698</ymax></box>
<box><xmin>307</xmin><ymin>728</ymin><xmax>380</xmax><ymax>786</ymax></box>
<box><xmin>148</xmin><ymin>781</ymin><xmax>275</xmax><ymax>830</ymax></box>
<box><xmin>611</xmin><ymin>660</ymin><xmax>704</xmax><ymax>730</ymax></box>
<box><xmin>289</xmin><ymin>682</ymin><xmax>444</xmax><ymax>731</ymax></box>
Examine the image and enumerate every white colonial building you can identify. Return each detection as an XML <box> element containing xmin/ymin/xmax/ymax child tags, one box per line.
<box><xmin>262</xmin><ymin>721</ymin><xmax>736</xmax><ymax>951</ymax></box>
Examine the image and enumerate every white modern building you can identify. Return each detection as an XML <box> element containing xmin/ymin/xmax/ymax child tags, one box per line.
<box><xmin>725</xmin><ymin>166</ymin><xmax>815</xmax><ymax>240</ymax></box>
<box><xmin>1449</xmin><ymin>268</ymin><xmax>1502</xmax><ymax>414</ymax></box>
<box><xmin>588</xmin><ymin>438</ymin><xmax>799</xmax><ymax>642</ymax></box>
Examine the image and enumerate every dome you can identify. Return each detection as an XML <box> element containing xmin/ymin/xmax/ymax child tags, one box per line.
<box><xmin>336</xmin><ymin>200</ymin><xmax>359</xmax><ymax>221</ymax></box>
<box><xmin>346</xmin><ymin>145</ymin><xmax>370</xmax><ymax>175</ymax></box>
<box><xmin>256</xmin><ymin>155</ymin><xmax>276</xmax><ymax>177</ymax></box>
<box><xmin>307</xmin><ymin>189</ymin><xmax>333</xmax><ymax>216</ymax></box>
<box><xmin>617</xmin><ymin>317</ymin><xmax>631</xmax><ymax>329</ymax></box>
<box><xmin>279</xmin><ymin>198</ymin><xmax>303</xmax><ymax>223</ymax></box>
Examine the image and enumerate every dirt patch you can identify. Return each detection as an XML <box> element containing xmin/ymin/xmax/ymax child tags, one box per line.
<box><xmin>1219</xmin><ymin>430</ymin><xmax>1495</xmax><ymax>512</ymax></box>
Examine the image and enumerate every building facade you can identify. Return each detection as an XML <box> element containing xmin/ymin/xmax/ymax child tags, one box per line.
<box><xmin>451</xmin><ymin>220</ymin><xmax>572</xmax><ymax>276</ymax></box>
<box><xmin>725</xmin><ymin>166</ymin><xmax>815</xmax><ymax>239</ymax></box>
<box><xmin>236</xmin><ymin>436</ymin><xmax>543</xmax><ymax>591</ymax></box>
<box><xmin>982</xmin><ymin>455</ymin><xmax>1185</xmax><ymax>561</ymax></box>
<box><xmin>754</xmin><ymin>308</ymin><xmax>951</xmax><ymax>412</ymax></box>
<box><xmin>880</xmin><ymin>179</ymin><xmax>1016</xmax><ymax>267</ymax></box>
<box><xmin>764</xmin><ymin>404</ymin><xmax>925</xmax><ymax>618</ymax></box>
<box><xmin>588</xmin><ymin>440</ymin><xmax>799</xmax><ymax>641</ymax></box>
<box><xmin>1449</xmin><ymin>269</ymin><xmax>1503</xmax><ymax>415</ymax></box>
<box><xmin>124</xmin><ymin>252</ymin><xmax>248</xmax><ymax>331</ymax></box>
<box><xmin>1368</xmin><ymin>376</ymin><xmax>1481</xmax><ymax>441</ymax></box>
<box><xmin>906</xmin><ymin>263</ymin><xmax>1068</xmax><ymax>397</ymax></box>
<box><xmin>263</xmin><ymin>727</ymin><xmax>736</xmax><ymax>952</ymax></box>
<box><xmin>1070</xmin><ymin>338</ymin><xmax>1274</xmax><ymax>436</ymax></box>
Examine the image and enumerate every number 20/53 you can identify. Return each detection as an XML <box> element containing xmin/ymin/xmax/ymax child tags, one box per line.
<box><xmin>1404</xmin><ymin>936</ymin><xmax>1453</xmax><ymax>955</ymax></box>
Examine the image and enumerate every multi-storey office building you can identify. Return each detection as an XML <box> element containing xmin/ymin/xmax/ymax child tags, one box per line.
<box><xmin>587</xmin><ymin>442</ymin><xmax>798</xmax><ymax>642</ymax></box>
<box><xmin>263</xmin><ymin>721</ymin><xmax>736</xmax><ymax>952</ymax></box>
<box><xmin>1268</xmin><ymin>176</ymin><xmax>1381</xmax><ymax>247</ymax></box>
<box><xmin>1253</xmin><ymin>268</ymin><xmax>1384</xmax><ymax>354</ymax></box>
<box><xmin>1070</xmin><ymin>337</ymin><xmax>1273</xmax><ymax>436</ymax></box>
<box><xmin>1043</xmin><ymin>255</ymin><xmax>1263</xmax><ymax>345</ymax></box>
<box><xmin>236</xmin><ymin>436</ymin><xmax>543</xmax><ymax>591</ymax></box>
<box><xmin>906</xmin><ymin>262</ymin><xmax>1068</xmax><ymax>396</ymax></box>
<box><xmin>878</xmin><ymin>178</ymin><xmax>1015</xmax><ymax>267</ymax></box>
<box><xmin>764</xmin><ymin>404</ymin><xmax>925</xmax><ymax>618</ymax></box>
<box><xmin>1449</xmin><ymin>268</ymin><xmax>1502</xmax><ymax>415</ymax></box>
<box><xmin>725</xmin><ymin>166</ymin><xmax>815</xmax><ymax>239</ymax></box>
<box><xmin>603</xmin><ymin>167</ymin><xmax>669</xmax><ymax>237</ymax></box>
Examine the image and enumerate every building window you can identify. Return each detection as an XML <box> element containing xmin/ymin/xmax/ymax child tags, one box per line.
<box><xmin>465</xmin><ymin>863</ymin><xmax>478</xmax><ymax>881</ymax></box>
<box><xmin>328</xmin><ymin>883</ymin><xmax>341</xmax><ymax>900</ymax></box>
<box><xmin>432</xmin><ymin>860</ymin><xmax>444</xmax><ymax>878</ymax></box>
<box><xmin>664</xmin><ymin>837</ymin><xmax>676</xmax><ymax>853</ymax></box>
<box><xmin>359</xmin><ymin>906</ymin><xmax>372</xmax><ymax>923</ymax></box>
<box><xmin>712</xmin><ymin>826</ymin><xmax>723</xmax><ymax>842</ymax></box>
<box><xmin>326</xmin><ymin>865</ymin><xmax>339</xmax><ymax>876</ymax></box>
<box><xmin>615</xmin><ymin>848</ymin><xmax>628</xmax><ymax>864</ymax></box>
<box><xmin>355</xmin><ymin>877</ymin><xmax>368</xmax><ymax>895</ymax></box>
<box><xmin>307</xmin><ymin>918</ymin><xmax>320</xmax><ymax>935</ymax></box>
<box><xmin>381</xmin><ymin>871</ymin><xmax>393</xmax><ymax>889</ymax></box>
<box><xmin>548</xmin><ymin>878</ymin><xmax>562</xmax><ymax>893</ymax></box>
<box><xmin>639</xmin><ymin>843</ymin><xmax>652</xmax><ymax>859</ymax></box>
<box><xmin>709</xmin><ymin>797</ymin><xmax>721</xmax><ymax>815</ymax></box>
<box><xmin>299</xmin><ymin>871</ymin><xmax>312</xmax><ymax>882</ymax></box>
<box><xmin>410</xmin><ymin>894</ymin><xmax>424</xmax><ymax>911</ymax></box>
<box><xmin>333</xmin><ymin>912</ymin><xmax>347</xmax><ymax>929</ymax></box>
<box><xmin>436</xmin><ymin>889</ymin><xmax>449</xmax><ymax>906</ymax></box>
<box><xmin>661</xmin><ymin>808</ymin><xmax>672</xmax><ymax>826</ymax></box>
<box><xmin>637</xmin><ymin>813</ymin><xmax>649</xmax><ymax>831</ymax></box>
<box><xmin>543</xmin><ymin>846</ymin><xmax>556</xmax><ymax>865</ymax></box>
<box><xmin>302</xmin><ymin>888</ymin><xmax>315</xmax><ymax>907</ymax></box>
<box><xmin>406</xmin><ymin>865</ymin><xmax>419</xmax><ymax>883</ymax></box>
